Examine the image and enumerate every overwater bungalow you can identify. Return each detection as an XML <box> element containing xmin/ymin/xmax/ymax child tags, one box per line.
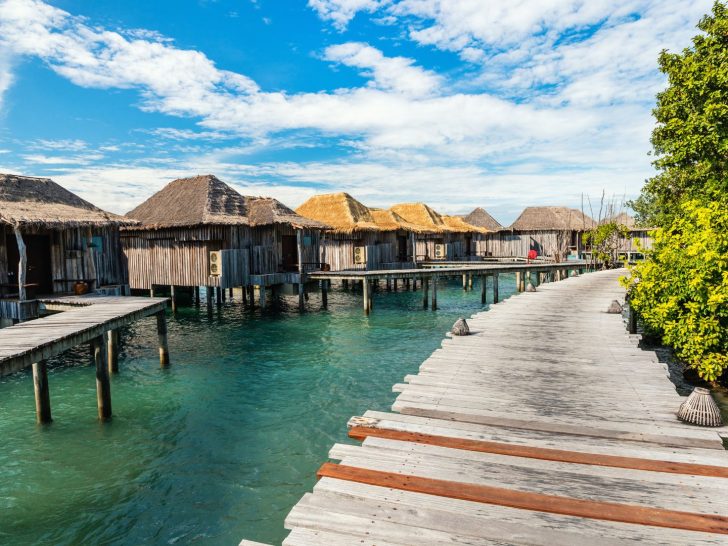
<box><xmin>296</xmin><ymin>193</ymin><xmax>419</xmax><ymax>271</ymax></box>
<box><xmin>122</xmin><ymin>175</ymin><xmax>325</xmax><ymax>299</ymax></box>
<box><xmin>462</xmin><ymin>207</ymin><xmax>504</xmax><ymax>257</ymax></box>
<box><xmin>608</xmin><ymin>212</ymin><xmax>654</xmax><ymax>258</ymax></box>
<box><xmin>487</xmin><ymin>206</ymin><xmax>595</xmax><ymax>261</ymax></box>
<box><xmin>389</xmin><ymin>203</ymin><xmax>479</xmax><ymax>261</ymax></box>
<box><xmin>0</xmin><ymin>173</ymin><xmax>132</xmax><ymax>321</ymax></box>
<box><xmin>441</xmin><ymin>215</ymin><xmax>491</xmax><ymax>260</ymax></box>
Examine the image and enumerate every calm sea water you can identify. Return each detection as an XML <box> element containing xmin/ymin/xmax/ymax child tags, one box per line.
<box><xmin>0</xmin><ymin>276</ymin><xmax>519</xmax><ymax>545</ymax></box>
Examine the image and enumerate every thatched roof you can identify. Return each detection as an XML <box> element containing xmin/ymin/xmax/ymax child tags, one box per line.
<box><xmin>463</xmin><ymin>207</ymin><xmax>503</xmax><ymax>231</ymax></box>
<box><xmin>604</xmin><ymin>212</ymin><xmax>651</xmax><ymax>232</ymax></box>
<box><xmin>296</xmin><ymin>193</ymin><xmax>380</xmax><ymax>233</ymax></box>
<box><xmin>442</xmin><ymin>215</ymin><xmax>491</xmax><ymax>234</ymax></box>
<box><xmin>508</xmin><ymin>206</ymin><xmax>595</xmax><ymax>231</ymax></box>
<box><xmin>389</xmin><ymin>203</ymin><xmax>448</xmax><ymax>233</ymax></box>
<box><xmin>369</xmin><ymin>208</ymin><xmax>429</xmax><ymax>234</ymax></box>
<box><xmin>0</xmin><ymin>173</ymin><xmax>132</xmax><ymax>228</ymax></box>
<box><xmin>248</xmin><ymin>197</ymin><xmax>327</xmax><ymax>229</ymax></box>
<box><xmin>126</xmin><ymin>175</ymin><xmax>322</xmax><ymax>229</ymax></box>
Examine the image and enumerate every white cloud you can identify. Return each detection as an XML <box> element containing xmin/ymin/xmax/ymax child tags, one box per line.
<box><xmin>308</xmin><ymin>0</ymin><xmax>382</xmax><ymax>30</ymax></box>
<box><xmin>324</xmin><ymin>42</ymin><xmax>441</xmax><ymax>96</ymax></box>
<box><xmin>0</xmin><ymin>52</ymin><xmax>14</xmax><ymax>111</ymax></box>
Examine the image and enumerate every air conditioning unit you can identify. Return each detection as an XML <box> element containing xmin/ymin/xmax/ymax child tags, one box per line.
<box><xmin>353</xmin><ymin>246</ymin><xmax>367</xmax><ymax>265</ymax></box>
<box><xmin>434</xmin><ymin>244</ymin><xmax>446</xmax><ymax>260</ymax></box>
<box><xmin>209</xmin><ymin>250</ymin><xmax>222</xmax><ymax>276</ymax></box>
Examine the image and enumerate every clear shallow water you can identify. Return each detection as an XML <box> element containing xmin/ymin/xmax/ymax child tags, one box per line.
<box><xmin>0</xmin><ymin>276</ymin><xmax>518</xmax><ymax>546</ymax></box>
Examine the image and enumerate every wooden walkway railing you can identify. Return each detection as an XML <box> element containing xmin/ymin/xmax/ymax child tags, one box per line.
<box><xmin>253</xmin><ymin>269</ymin><xmax>727</xmax><ymax>546</ymax></box>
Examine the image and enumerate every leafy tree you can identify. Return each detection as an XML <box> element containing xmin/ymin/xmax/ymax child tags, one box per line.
<box><xmin>631</xmin><ymin>1</ymin><xmax>728</xmax><ymax>226</ymax></box>
<box><xmin>624</xmin><ymin>2</ymin><xmax>728</xmax><ymax>382</ymax></box>
<box><xmin>582</xmin><ymin>222</ymin><xmax>629</xmax><ymax>269</ymax></box>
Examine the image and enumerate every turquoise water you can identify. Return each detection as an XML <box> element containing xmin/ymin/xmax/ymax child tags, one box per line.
<box><xmin>0</xmin><ymin>276</ymin><xmax>518</xmax><ymax>545</ymax></box>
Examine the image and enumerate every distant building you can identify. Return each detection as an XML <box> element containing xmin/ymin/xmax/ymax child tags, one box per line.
<box><xmin>0</xmin><ymin>173</ymin><xmax>132</xmax><ymax>320</ymax></box>
<box><xmin>487</xmin><ymin>206</ymin><xmax>595</xmax><ymax>261</ymax></box>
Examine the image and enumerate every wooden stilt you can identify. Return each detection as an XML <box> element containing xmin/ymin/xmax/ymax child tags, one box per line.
<box><xmin>463</xmin><ymin>273</ymin><xmax>468</xmax><ymax>290</ymax></box>
<box><xmin>481</xmin><ymin>275</ymin><xmax>487</xmax><ymax>304</ymax></box>
<box><xmin>422</xmin><ymin>277</ymin><xmax>429</xmax><ymax>309</ymax></box>
<box><xmin>258</xmin><ymin>285</ymin><xmax>267</xmax><ymax>308</ymax></box>
<box><xmin>93</xmin><ymin>336</ymin><xmax>112</xmax><ymax>421</ymax></box>
<box><xmin>321</xmin><ymin>280</ymin><xmax>328</xmax><ymax>308</ymax></box>
<box><xmin>431</xmin><ymin>276</ymin><xmax>438</xmax><ymax>310</ymax></box>
<box><xmin>221</xmin><ymin>287</ymin><xmax>227</xmax><ymax>302</ymax></box>
<box><xmin>298</xmin><ymin>282</ymin><xmax>305</xmax><ymax>310</ymax></box>
<box><xmin>628</xmin><ymin>303</ymin><xmax>638</xmax><ymax>334</ymax></box>
<box><xmin>170</xmin><ymin>285</ymin><xmax>177</xmax><ymax>313</ymax></box>
<box><xmin>32</xmin><ymin>360</ymin><xmax>51</xmax><ymax>424</ymax></box>
<box><xmin>229</xmin><ymin>287</ymin><xmax>234</xmax><ymax>298</ymax></box>
<box><xmin>194</xmin><ymin>286</ymin><xmax>200</xmax><ymax>307</ymax></box>
<box><xmin>150</xmin><ymin>286</ymin><xmax>155</xmax><ymax>298</ymax></box>
<box><xmin>515</xmin><ymin>271</ymin><xmax>522</xmax><ymax>292</ymax></box>
<box><xmin>156</xmin><ymin>311</ymin><xmax>170</xmax><ymax>367</ymax></box>
<box><xmin>363</xmin><ymin>280</ymin><xmax>370</xmax><ymax>315</ymax></box>
<box><xmin>107</xmin><ymin>329</ymin><xmax>119</xmax><ymax>373</ymax></box>
<box><xmin>393</xmin><ymin>279</ymin><xmax>398</xmax><ymax>291</ymax></box>
<box><xmin>386</xmin><ymin>279</ymin><xmax>391</xmax><ymax>291</ymax></box>
<box><xmin>206</xmin><ymin>286</ymin><xmax>213</xmax><ymax>312</ymax></box>
<box><xmin>468</xmin><ymin>274</ymin><xmax>474</xmax><ymax>290</ymax></box>
<box><xmin>342</xmin><ymin>280</ymin><xmax>349</xmax><ymax>290</ymax></box>
<box><xmin>412</xmin><ymin>278</ymin><xmax>417</xmax><ymax>291</ymax></box>
<box><xmin>493</xmin><ymin>273</ymin><xmax>499</xmax><ymax>303</ymax></box>
<box><xmin>241</xmin><ymin>286</ymin><xmax>248</xmax><ymax>305</ymax></box>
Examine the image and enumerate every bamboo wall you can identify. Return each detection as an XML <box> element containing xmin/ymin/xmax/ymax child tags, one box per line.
<box><xmin>484</xmin><ymin>230</ymin><xmax>585</xmax><ymax>260</ymax></box>
<box><xmin>320</xmin><ymin>231</ymin><xmax>407</xmax><ymax>271</ymax></box>
<box><xmin>0</xmin><ymin>224</ymin><xmax>127</xmax><ymax>295</ymax></box>
<box><xmin>122</xmin><ymin>224</ymin><xmax>322</xmax><ymax>289</ymax></box>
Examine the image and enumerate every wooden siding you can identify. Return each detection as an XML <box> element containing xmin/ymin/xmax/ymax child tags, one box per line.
<box><xmin>484</xmin><ymin>230</ymin><xmax>586</xmax><ymax>260</ymax></box>
<box><xmin>122</xmin><ymin>224</ymin><xmax>323</xmax><ymax>289</ymax></box>
<box><xmin>320</xmin><ymin>231</ymin><xmax>406</xmax><ymax>271</ymax></box>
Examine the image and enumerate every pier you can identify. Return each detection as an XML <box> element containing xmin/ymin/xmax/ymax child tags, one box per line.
<box><xmin>309</xmin><ymin>261</ymin><xmax>586</xmax><ymax>313</ymax></box>
<box><xmin>264</xmin><ymin>269</ymin><xmax>727</xmax><ymax>545</ymax></box>
<box><xmin>0</xmin><ymin>294</ymin><xmax>169</xmax><ymax>423</ymax></box>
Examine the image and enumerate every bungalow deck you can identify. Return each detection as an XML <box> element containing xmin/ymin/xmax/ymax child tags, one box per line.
<box><xmin>252</xmin><ymin>269</ymin><xmax>728</xmax><ymax>546</ymax></box>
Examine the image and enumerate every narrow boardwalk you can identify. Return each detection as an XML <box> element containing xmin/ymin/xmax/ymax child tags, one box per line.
<box><xmin>275</xmin><ymin>269</ymin><xmax>728</xmax><ymax>545</ymax></box>
<box><xmin>0</xmin><ymin>295</ymin><xmax>167</xmax><ymax>376</ymax></box>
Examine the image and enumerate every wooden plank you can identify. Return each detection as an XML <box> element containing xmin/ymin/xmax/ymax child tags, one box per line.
<box><xmin>317</xmin><ymin>463</ymin><xmax>728</xmax><ymax>535</ymax></box>
<box><xmin>348</xmin><ymin>426</ymin><xmax>728</xmax><ymax>478</ymax></box>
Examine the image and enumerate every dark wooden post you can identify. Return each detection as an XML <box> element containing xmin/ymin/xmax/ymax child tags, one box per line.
<box><xmin>422</xmin><ymin>277</ymin><xmax>429</xmax><ymax>309</ymax></box>
<box><xmin>156</xmin><ymin>311</ymin><xmax>170</xmax><ymax>367</ymax></box>
<box><xmin>206</xmin><ymin>286</ymin><xmax>213</xmax><ymax>312</ymax></box>
<box><xmin>515</xmin><ymin>271</ymin><xmax>522</xmax><ymax>292</ymax></box>
<box><xmin>321</xmin><ymin>280</ymin><xmax>328</xmax><ymax>308</ymax></box>
<box><xmin>216</xmin><ymin>287</ymin><xmax>222</xmax><ymax>305</ymax></box>
<box><xmin>431</xmin><ymin>276</ymin><xmax>438</xmax><ymax>310</ymax></box>
<box><xmin>258</xmin><ymin>285</ymin><xmax>267</xmax><ymax>308</ymax></box>
<box><xmin>13</xmin><ymin>227</ymin><xmax>27</xmax><ymax>302</ymax></box>
<box><xmin>628</xmin><ymin>302</ymin><xmax>638</xmax><ymax>334</ymax></box>
<box><xmin>229</xmin><ymin>287</ymin><xmax>234</xmax><ymax>298</ymax></box>
<box><xmin>481</xmin><ymin>275</ymin><xmax>487</xmax><ymax>304</ymax></box>
<box><xmin>468</xmin><ymin>274</ymin><xmax>473</xmax><ymax>290</ymax></box>
<box><xmin>150</xmin><ymin>286</ymin><xmax>155</xmax><ymax>298</ymax></box>
<box><xmin>32</xmin><ymin>360</ymin><xmax>51</xmax><ymax>424</ymax></box>
<box><xmin>194</xmin><ymin>286</ymin><xmax>200</xmax><ymax>307</ymax></box>
<box><xmin>107</xmin><ymin>329</ymin><xmax>119</xmax><ymax>373</ymax></box>
<box><xmin>170</xmin><ymin>285</ymin><xmax>177</xmax><ymax>313</ymax></box>
<box><xmin>493</xmin><ymin>273</ymin><xmax>499</xmax><ymax>303</ymax></box>
<box><xmin>221</xmin><ymin>287</ymin><xmax>226</xmax><ymax>302</ymax></box>
<box><xmin>393</xmin><ymin>279</ymin><xmax>398</xmax><ymax>291</ymax></box>
<box><xmin>93</xmin><ymin>336</ymin><xmax>112</xmax><ymax>421</ymax></box>
<box><xmin>462</xmin><ymin>273</ymin><xmax>468</xmax><ymax>291</ymax></box>
<box><xmin>363</xmin><ymin>279</ymin><xmax>370</xmax><ymax>315</ymax></box>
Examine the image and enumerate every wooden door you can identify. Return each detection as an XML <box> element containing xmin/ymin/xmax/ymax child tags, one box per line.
<box><xmin>5</xmin><ymin>233</ymin><xmax>53</xmax><ymax>295</ymax></box>
<box><xmin>281</xmin><ymin>235</ymin><xmax>298</xmax><ymax>271</ymax></box>
<box><xmin>397</xmin><ymin>235</ymin><xmax>408</xmax><ymax>261</ymax></box>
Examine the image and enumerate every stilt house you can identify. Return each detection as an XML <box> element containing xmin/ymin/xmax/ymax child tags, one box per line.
<box><xmin>122</xmin><ymin>175</ymin><xmax>325</xmax><ymax>293</ymax></box>
<box><xmin>0</xmin><ymin>173</ymin><xmax>132</xmax><ymax>320</ymax></box>
<box><xmin>487</xmin><ymin>206</ymin><xmax>595</xmax><ymax>261</ymax></box>
<box><xmin>608</xmin><ymin>212</ymin><xmax>654</xmax><ymax>257</ymax></box>
<box><xmin>442</xmin><ymin>216</ymin><xmax>491</xmax><ymax>260</ymax></box>
<box><xmin>462</xmin><ymin>207</ymin><xmax>503</xmax><ymax>256</ymax></box>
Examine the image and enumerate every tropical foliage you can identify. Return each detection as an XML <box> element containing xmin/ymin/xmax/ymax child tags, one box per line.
<box><xmin>624</xmin><ymin>2</ymin><xmax>728</xmax><ymax>382</ymax></box>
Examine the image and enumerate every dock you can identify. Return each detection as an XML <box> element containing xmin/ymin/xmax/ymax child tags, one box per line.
<box><xmin>269</xmin><ymin>269</ymin><xmax>728</xmax><ymax>545</ymax></box>
<box><xmin>0</xmin><ymin>294</ymin><xmax>170</xmax><ymax>423</ymax></box>
<box><xmin>309</xmin><ymin>261</ymin><xmax>586</xmax><ymax>313</ymax></box>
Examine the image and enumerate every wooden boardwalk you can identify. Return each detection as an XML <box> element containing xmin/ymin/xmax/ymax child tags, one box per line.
<box><xmin>264</xmin><ymin>269</ymin><xmax>728</xmax><ymax>545</ymax></box>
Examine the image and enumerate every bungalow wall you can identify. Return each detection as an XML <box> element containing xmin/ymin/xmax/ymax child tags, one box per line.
<box><xmin>0</xmin><ymin>224</ymin><xmax>126</xmax><ymax>296</ymax></box>
<box><xmin>484</xmin><ymin>230</ymin><xmax>586</xmax><ymax>260</ymax></box>
<box><xmin>617</xmin><ymin>230</ymin><xmax>653</xmax><ymax>253</ymax></box>
<box><xmin>320</xmin><ymin>231</ymin><xmax>403</xmax><ymax>271</ymax></box>
<box><xmin>122</xmin><ymin>224</ymin><xmax>322</xmax><ymax>289</ymax></box>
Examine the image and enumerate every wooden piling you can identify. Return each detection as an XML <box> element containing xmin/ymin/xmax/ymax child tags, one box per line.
<box><xmin>107</xmin><ymin>329</ymin><xmax>119</xmax><ymax>373</ymax></box>
<box><xmin>481</xmin><ymin>275</ymin><xmax>487</xmax><ymax>304</ymax></box>
<box><xmin>493</xmin><ymin>273</ymin><xmax>499</xmax><ymax>303</ymax></box>
<box><xmin>156</xmin><ymin>311</ymin><xmax>170</xmax><ymax>367</ymax></box>
<box><xmin>93</xmin><ymin>336</ymin><xmax>112</xmax><ymax>421</ymax></box>
<box><xmin>468</xmin><ymin>274</ymin><xmax>474</xmax><ymax>290</ymax></box>
<box><xmin>342</xmin><ymin>280</ymin><xmax>349</xmax><ymax>290</ymax></box>
<box><xmin>298</xmin><ymin>282</ymin><xmax>305</xmax><ymax>310</ymax></box>
<box><xmin>216</xmin><ymin>287</ymin><xmax>222</xmax><ymax>305</ymax></box>
<box><xmin>258</xmin><ymin>285</ymin><xmax>267</xmax><ymax>308</ymax></box>
<box><xmin>194</xmin><ymin>286</ymin><xmax>200</xmax><ymax>307</ymax></box>
<box><xmin>462</xmin><ymin>273</ymin><xmax>468</xmax><ymax>291</ymax></box>
<box><xmin>393</xmin><ymin>279</ymin><xmax>398</xmax><ymax>291</ymax></box>
<box><xmin>321</xmin><ymin>280</ymin><xmax>328</xmax><ymax>308</ymax></box>
<box><xmin>221</xmin><ymin>287</ymin><xmax>227</xmax><ymax>303</ymax></box>
<box><xmin>422</xmin><ymin>278</ymin><xmax>429</xmax><ymax>309</ymax></box>
<box><xmin>149</xmin><ymin>286</ymin><xmax>155</xmax><ymax>298</ymax></box>
<box><xmin>32</xmin><ymin>360</ymin><xmax>51</xmax><ymax>424</ymax></box>
<box><xmin>628</xmin><ymin>303</ymin><xmax>638</xmax><ymax>335</ymax></box>
<box><xmin>363</xmin><ymin>280</ymin><xmax>370</xmax><ymax>315</ymax></box>
<box><xmin>206</xmin><ymin>286</ymin><xmax>213</xmax><ymax>312</ymax></box>
<box><xmin>515</xmin><ymin>271</ymin><xmax>522</xmax><ymax>292</ymax></box>
<box><xmin>431</xmin><ymin>276</ymin><xmax>438</xmax><ymax>310</ymax></box>
<box><xmin>170</xmin><ymin>285</ymin><xmax>177</xmax><ymax>313</ymax></box>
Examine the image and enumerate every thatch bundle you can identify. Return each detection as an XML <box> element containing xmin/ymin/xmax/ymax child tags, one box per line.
<box><xmin>389</xmin><ymin>203</ymin><xmax>448</xmax><ymax>233</ymax></box>
<box><xmin>463</xmin><ymin>207</ymin><xmax>503</xmax><ymax>231</ymax></box>
<box><xmin>509</xmin><ymin>206</ymin><xmax>595</xmax><ymax>231</ymax></box>
<box><xmin>0</xmin><ymin>173</ymin><xmax>132</xmax><ymax>228</ymax></box>
<box><xmin>603</xmin><ymin>212</ymin><xmax>652</xmax><ymax>232</ymax></box>
<box><xmin>296</xmin><ymin>193</ymin><xmax>380</xmax><ymax>233</ymax></box>
<box><xmin>126</xmin><ymin>175</ymin><xmax>323</xmax><ymax>229</ymax></box>
<box><xmin>442</xmin><ymin>215</ymin><xmax>491</xmax><ymax>234</ymax></box>
<box><xmin>369</xmin><ymin>208</ymin><xmax>430</xmax><ymax>234</ymax></box>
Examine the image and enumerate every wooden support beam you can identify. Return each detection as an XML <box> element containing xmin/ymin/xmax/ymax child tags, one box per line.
<box><xmin>32</xmin><ymin>360</ymin><xmax>51</xmax><ymax>424</ymax></box>
<box><xmin>258</xmin><ymin>285</ymin><xmax>267</xmax><ymax>308</ymax></box>
<box><xmin>206</xmin><ymin>286</ymin><xmax>213</xmax><ymax>312</ymax></box>
<box><xmin>468</xmin><ymin>274</ymin><xmax>473</xmax><ymax>290</ymax></box>
<box><xmin>229</xmin><ymin>287</ymin><xmax>234</xmax><ymax>298</ymax></box>
<box><xmin>363</xmin><ymin>279</ymin><xmax>371</xmax><ymax>314</ymax></box>
<box><xmin>221</xmin><ymin>287</ymin><xmax>226</xmax><ymax>303</ymax></box>
<box><xmin>13</xmin><ymin>227</ymin><xmax>27</xmax><ymax>302</ymax></box>
<box><xmin>628</xmin><ymin>303</ymin><xmax>638</xmax><ymax>335</ymax></box>
<box><xmin>298</xmin><ymin>282</ymin><xmax>305</xmax><ymax>311</ymax></box>
<box><xmin>317</xmin><ymin>463</ymin><xmax>728</xmax><ymax>536</ymax></box>
<box><xmin>241</xmin><ymin>286</ymin><xmax>248</xmax><ymax>305</ymax></box>
<box><xmin>216</xmin><ymin>287</ymin><xmax>222</xmax><ymax>305</ymax></box>
<box><xmin>515</xmin><ymin>271</ymin><xmax>522</xmax><ymax>292</ymax></box>
<box><xmin>156</xmin><ymin>311</ymin><xmax>170</xmax><ymax>367</ymax></box>
<box><xmin>150</xmin><ymin>286</ymin><xmax>155</xmax><ymax>298</ymax></box>
<box><xmin>431</xmin><ymin>276</ymin><xmax>438</xmax><ymax>310</ymax></box>
<box><xmin>480</xmin><ymin>275</ymin><xmax>487</xmax><ymax>304</ymax></box>
<box><xmin>194</xmin><ymin>286</ymin><xmax>200</xmax><ymax>307</ymax></box>
<box><xmin>321</xmin><ymin>280</ymin><xmax>328</xmax><ymax>309</ymax></box>
<box><xmin>493</xmin><ymin>273</ymin><xmax>499</xmax><ymax>303</ymax></box>
<box><xmin>93</xmin><ymin>336</ymin><xmax>112</xmax><ymax>421</ymax></box>
<box><xmin>107</xmin><ymin>329</ymin><xmax>119</xmax><ymax>373</ymax></box>
<box><xmin>422</xmin><ymin>277</ymin><xmax>429</xmax><ymax>309</ymax></box>
<box><xmin>170</xmin><ymin>285</ymin><xmax>177</xmax><ymax>313</ymax></box>
<box><xmin>462</xmin><ymin>273</ymin><xmax>468</xmax><ymax>291</ymax></box>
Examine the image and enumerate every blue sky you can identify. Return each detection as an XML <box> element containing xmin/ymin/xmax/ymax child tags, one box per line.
<box><xmin>0</xmin><ymin>0</ymin><xmax>711</xmax><ymax>224</ymax></box>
